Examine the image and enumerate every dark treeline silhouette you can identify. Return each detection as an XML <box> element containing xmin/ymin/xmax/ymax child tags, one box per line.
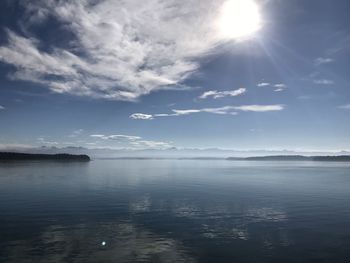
<box><xmin>0</xmin><ymin>152</ymin><xmax>90</xmax><ymax>162</ymax></box>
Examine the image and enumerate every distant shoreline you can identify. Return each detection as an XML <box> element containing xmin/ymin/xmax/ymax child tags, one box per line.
<box><xmin>1</xmin><ymin>153</ymin><xmax>349</xmax><ymax>162</ymax></box>
<box><xmin>96</xmin><ymin>155</ymin><xmax>350</xmax><ymax>162</ymax></box>
<box><xmin>229</xmin><ymin>155</ymin><xmax>350</xmax><ymax>162</ymax></box>
<box><xmin>0</xmin><ymin>152</ymin><xmax>91</xmax><ymax>162</ymax></box>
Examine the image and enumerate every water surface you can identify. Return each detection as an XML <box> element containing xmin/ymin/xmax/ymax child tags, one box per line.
<box><xmin>1</xmin><ymin>160</ymin><xmax>350</xmax><ymax>262</ymax></box>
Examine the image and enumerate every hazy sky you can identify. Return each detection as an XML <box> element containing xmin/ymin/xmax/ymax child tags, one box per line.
<box><xmin>0</xmin><ymin>0</ymin><xmax>349</xmax><ymax>151</ymax></box>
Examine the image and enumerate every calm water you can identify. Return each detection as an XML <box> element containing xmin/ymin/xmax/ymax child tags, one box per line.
<box><xmin>1</xmin><ymin>160</ymin><xmax>350</xmax><ymax>263</ymax></box>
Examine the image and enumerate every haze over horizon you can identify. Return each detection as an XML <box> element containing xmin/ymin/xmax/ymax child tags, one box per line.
<box><xmin>0</xmin><ymin>0</ymin><xmax>350</xmax><ymax>153</ymax></box>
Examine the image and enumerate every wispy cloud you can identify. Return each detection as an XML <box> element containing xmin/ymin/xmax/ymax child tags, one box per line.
<box><xmin>314</xmin><ymin>57</ymin><xmax>334</xmax><ymax>66</ymax></box>
<box><xmin>68</xmin><ymin>129</ymin><xmax>84</xmax><ymax>138</ymax></box>
<box><xmin>37</xmin><ymin>137</ymin><xmax>59</xmax><ymax>145</ymax></box>
<box><xmin>0</xmin><ymin>105</ymin><xmax>5</xmax><ymax>110</ymax></box>
<box><xmin>130</xmin><ymin>104</ymin><xmax>285</xmax><ymax>120</ymax></box>
<box><xmin>274</xmin><ymin>84</ymin><xmax>286</xmax><ymax>89</ymax></box>
<box><xmin>326</xmin><ymin>35</ymin><xmax>350</xmax><ymax>56</ymax></box>
<box><xmin>90</xmin><ymin>134</ymin><xmax>172</xmax><ymax>149</ymax></box>
<box><xmin>90</xmin><ymin>134</ymin><xmax>141</xmax><ymax>141</ymax></box>
<box><xmin>130</xmin><ymin>113</ymin><xmax>154</xmax><ymax>120</ymax></box>
<box><xmin>273</xmin><ymin>83</ymin><xmax>287</xmax><ymax>92</ymax></box>
<box><xmin>168</xmin><ymin>107</ymin><xmax>238</xmax><ymax>116</ymax></box>
<box><xmin>313</xmin><ymin>79</ymin><xmax>334</xmax><ymax>85</ymax></box>
<box><xmin>129</xmin><ymin>140</ymin><xmax>173</xmax><ymax>149</ymax></box>
<box><xmin>257</xmin><ymin>83</ymin><xmax>286</xmax><ymax>91</ymax></box>
<box><xmin>0</xmin><ymin>0</ymin><xmax>232</xmax><ymax>101</ymax></box>
<box><xmin>257</xmin><ymin>82</ymin><xmax>270</xmax><ymax>87</ymax></box>
<box><xmin>233</xmin><ymin>105</ymin><xmax>285</xmax><ymax>112</ymax></box>
<box><xmin>199</xmin><ymin>88</ymin><xmax>246</xmax><ymax>99</ymax></box>
<box><xmin>338</xmin><ymin>104</ymin><xmax>350</xmax><ymax>110</ymax></box>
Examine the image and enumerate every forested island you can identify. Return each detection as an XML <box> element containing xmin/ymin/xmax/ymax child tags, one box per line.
<box><xmin>0</xmin><ymin>152</ymin><xmax>90</xmax><ymax>162</ymax></box>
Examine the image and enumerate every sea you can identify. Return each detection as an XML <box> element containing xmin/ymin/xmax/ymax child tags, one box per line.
<box><xmin>1</xmin><ymin>159</ymin><xmax>350</xmax><ymax>262</ymax></box>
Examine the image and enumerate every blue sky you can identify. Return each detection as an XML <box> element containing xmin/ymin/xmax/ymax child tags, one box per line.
<box><xmin>0</xmin><ymin>0</ymin><xmax>349</xmax><ymax>151</ymax></box>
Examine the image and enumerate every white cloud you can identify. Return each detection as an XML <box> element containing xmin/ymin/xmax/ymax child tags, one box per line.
<box><xmin>338</xmin><ymin>104</ymin><xmax>350</xmax><ymax>110</ymax></box>
<box><xmin>172</xmin><ymin>107</ymin><xmax>238</xmax><ymax>116</ymax></box>
<box><xmin>0</xmin><ymin>0</ymin><xmax>234</xmax><ymax>101</ymax></box>
<box><xmin>130</xmin><ymin>113</ymin><xmax>154</xmax><ymax>120</ymax></box>
<box><xmin>257</xmin><ymin>82</ymin><xmax>270</xmax><ymax>87</ymax></box>
<box><xmin>313</xmin><ymin>79</ymin><xmax>334</xmax><ymax>85</ymax></box>
<box><xmin>131</xmin><ymin>104</ymin><xmax>285</xmax><ymax>119</ymax></box>
<box><xmin>273</xmin><ymin>83</ymin><xmax>286</xmax><ymax>92</ymax></box>
<box><xmin>199</xmin><ymin>88</ymin><xmax>246</xmax><ymax>99</ymax></box>
<box><xmin>89</xmin><ymin>134</ymin><xmax>105</xmax><ymax>139</ymax></box>
<box><xmin>274</xmin><ymin>84</ymin><xmax>286</xmax><ymax>89</ymax></box>
<box><xmin>258</xmin><ymin>83</ymin><xmax>287</xmax><ymax>91</ymax></box>
<box><xmin>258</xmin><ymin>83</ymin><xmax>287</xmax><ymax>92</ymax></box>
<box><xmin>233</xmin><ymin>105</ymin><xmax>285</xmax><ymax>112</ymax></box>
<box><xmin>0</xmin><ymin>105</ymin><xmax>5</xmax><ymax>110</ymax></box>
<box><xmin>314</xmin><ymin>57</ymin><xmax>334</xmax><ymax>66</ymax></box>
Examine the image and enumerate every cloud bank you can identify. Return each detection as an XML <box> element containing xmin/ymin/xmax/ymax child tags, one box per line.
<box><xmin>90</xmin><ymin>134</ymin><xmax>172</xmax><ymax>149</ymax></box>
<box><xmin>0</xmin><ymin>0</ymin><xmax>233</xmax><ymax>101</ymax></box>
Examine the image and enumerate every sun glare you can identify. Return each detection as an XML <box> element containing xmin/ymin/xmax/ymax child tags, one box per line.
<box><xmin>218</xmin><ymin>0</ymin><xmax>262</xmax><ymax>40</ymax></box>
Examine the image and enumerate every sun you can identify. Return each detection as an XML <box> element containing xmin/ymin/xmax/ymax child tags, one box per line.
<box><xmin>218</xmin><ymin>0</ymin><xmax>262</xmax><ymax>40</ymax></box>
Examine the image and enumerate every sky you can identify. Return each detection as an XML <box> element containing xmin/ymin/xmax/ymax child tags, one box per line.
<box><xmin>0</xmin><ymin>0</ymin><xmax>349</xmax><ymax>152</ymax></box>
